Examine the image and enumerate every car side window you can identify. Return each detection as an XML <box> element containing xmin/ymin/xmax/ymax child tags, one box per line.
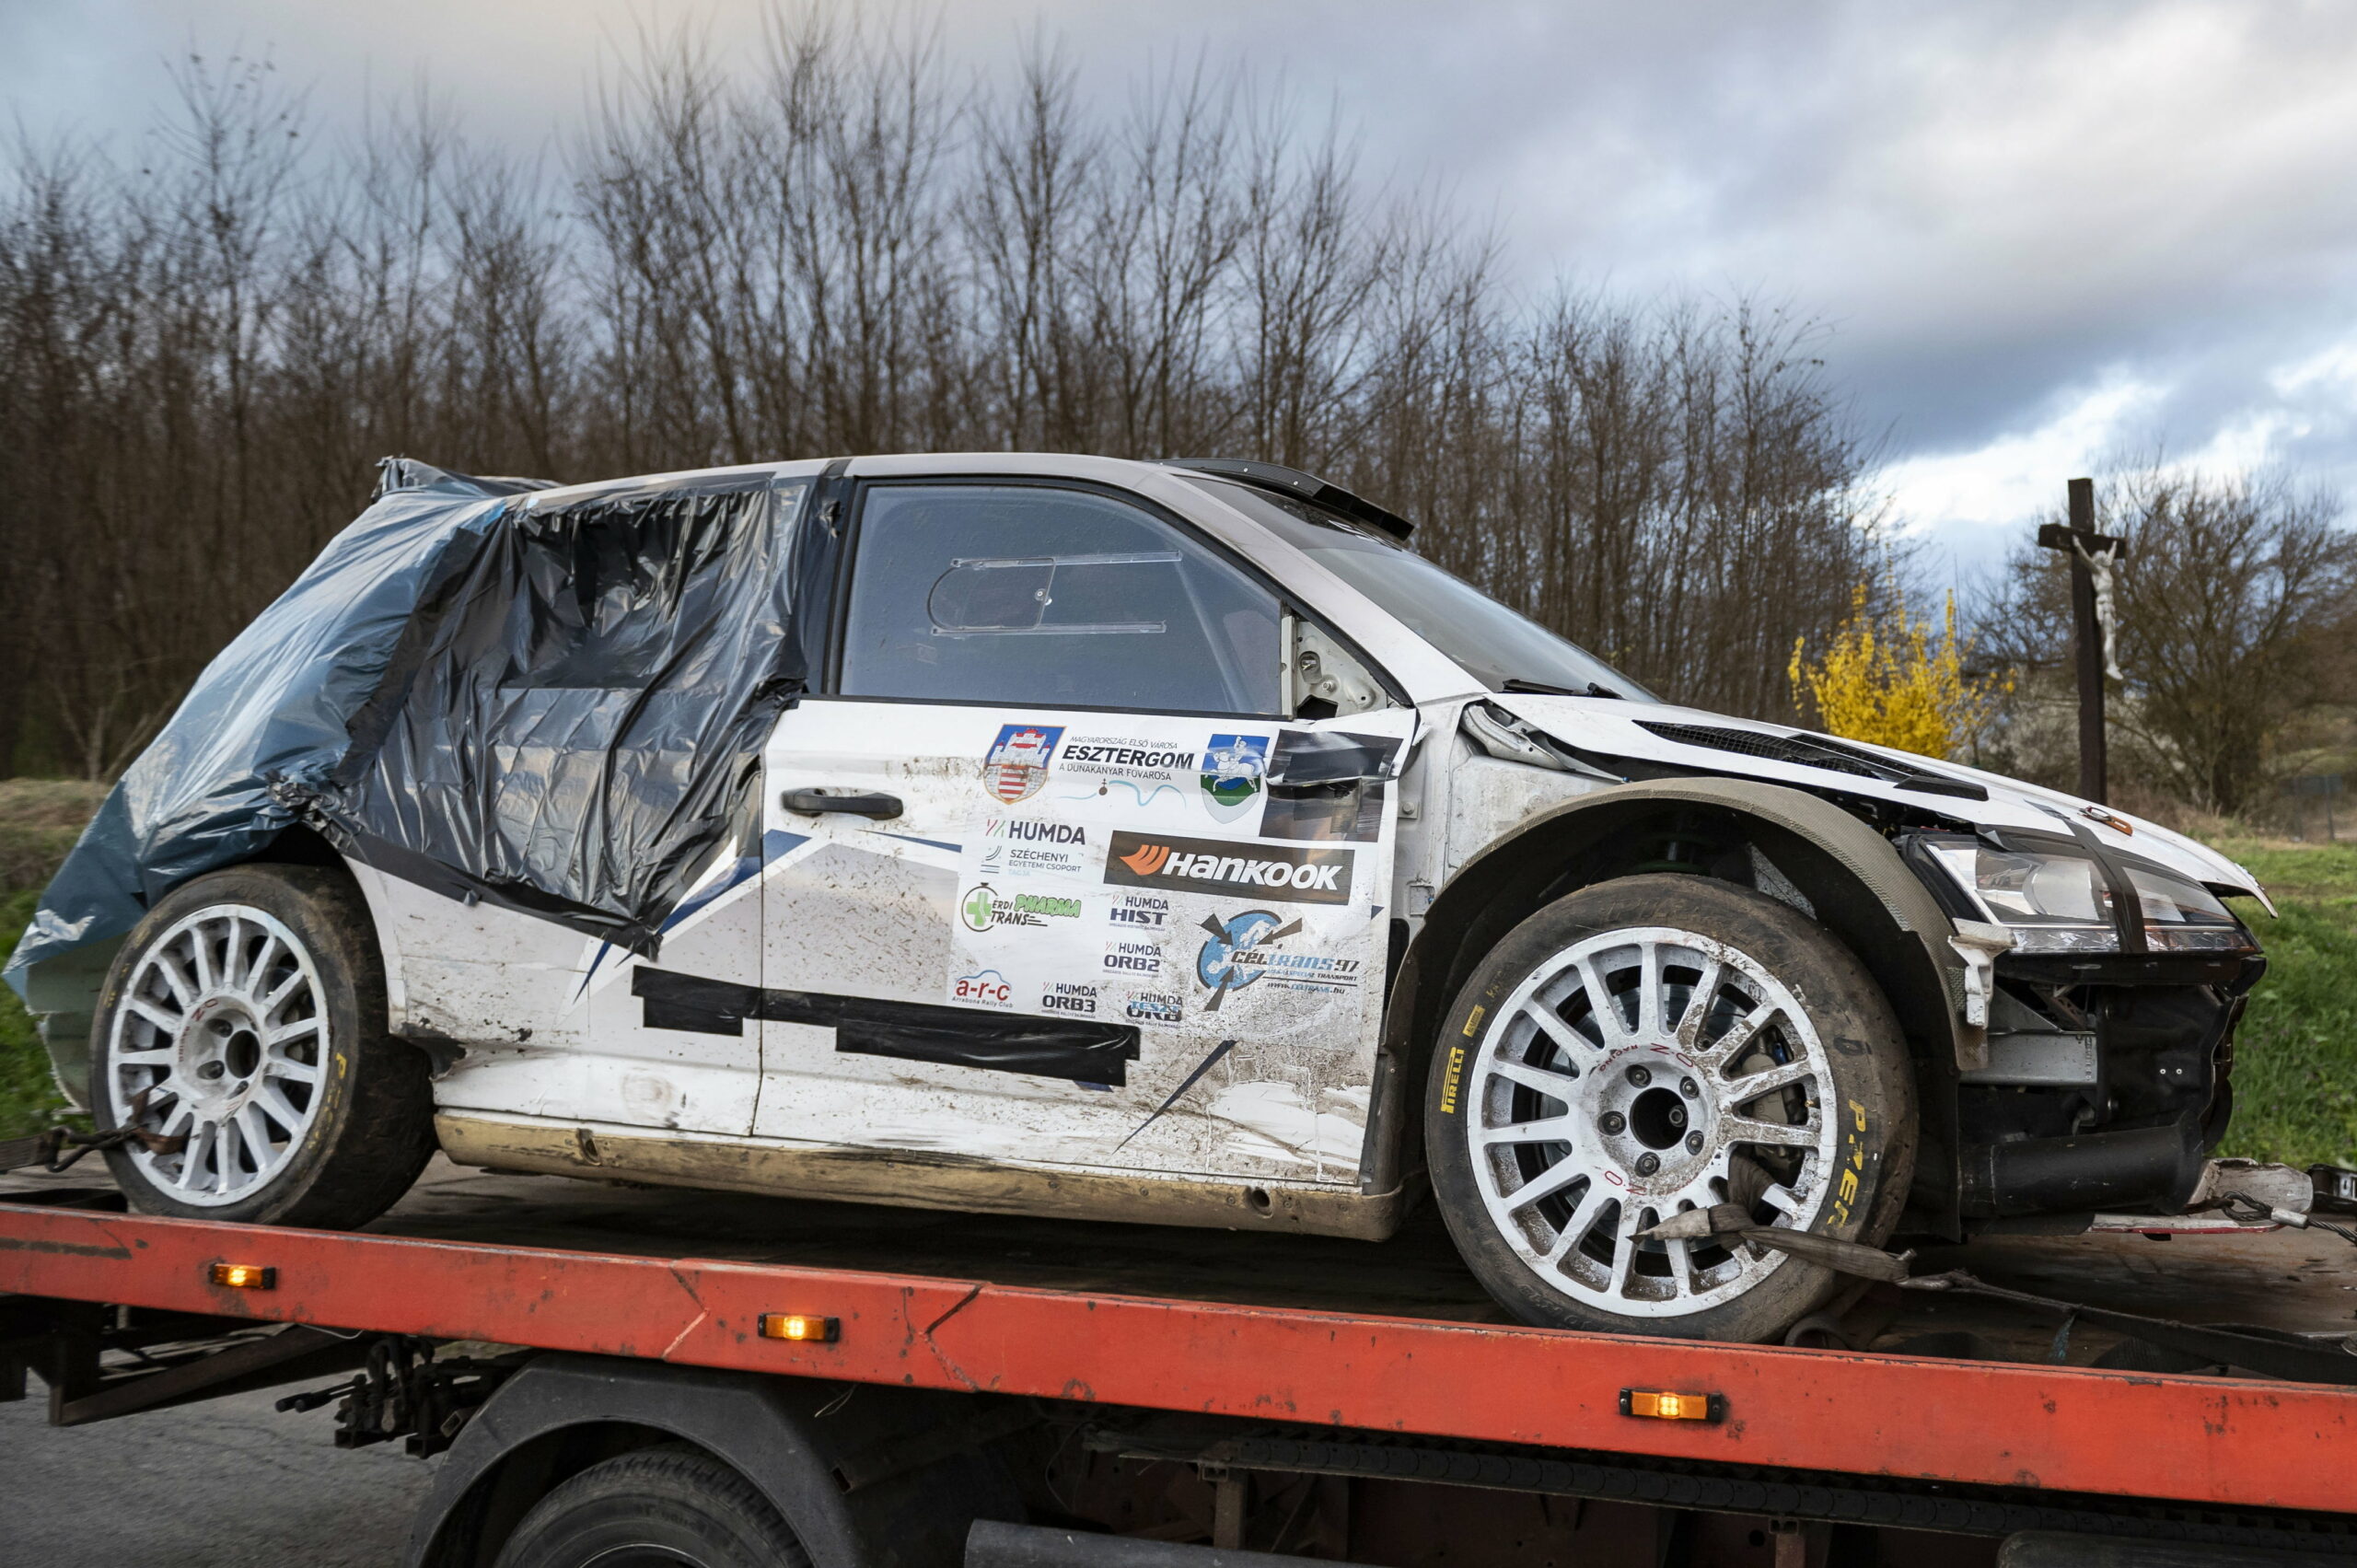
<box><xmin>839</xmin><ymin>483</ymin><xmax>1283</xmax><ymax>715</ymax></box>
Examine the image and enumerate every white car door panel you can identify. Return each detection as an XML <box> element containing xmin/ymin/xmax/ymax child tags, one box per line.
<box><xmin>751</xmin><ymin>697</ymin><xmax>1416</xmax><ymax>1182</ymax></box>
<box><xmin>576</xmin><ymin>830</ymin><xmax>767</xmax><ymax>1135</ymax></box>
<box><xmin>388</xmin><ymin>829</ymin><xmax>770</xmax><ymax>1136</ymax></box>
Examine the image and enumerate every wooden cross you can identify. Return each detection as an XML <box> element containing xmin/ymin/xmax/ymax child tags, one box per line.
<box><xmin>2036</xmin><ymin>477</ymin><xmax>2127</xmax><ymax>805</ymax></box>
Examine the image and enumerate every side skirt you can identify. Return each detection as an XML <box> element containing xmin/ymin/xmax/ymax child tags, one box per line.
<box><xmin>433</xmin><ymin>1112</ymin><xmax>1405</xmax><ymax>1241</ymax></box>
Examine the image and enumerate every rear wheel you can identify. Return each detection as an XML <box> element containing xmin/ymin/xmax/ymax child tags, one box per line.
<box><xmin>494</xmin><ymin>1446</ymin><xmax>812</xmax><ymax>1568</ymax></box>
<box><xmin>90</xmin><ymin>864</ymin><xmax>435</xmax><ymax>1228</ymax></box>
<box><xmin>1425</xmin><ymin>873</ymin><xmax>1915</xmax><ymax>1343</ymax></box>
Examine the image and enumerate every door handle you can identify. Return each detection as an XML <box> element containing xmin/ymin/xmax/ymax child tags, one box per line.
<box><xmin>781</xmin><ymin>788</ymin><xmax>903</xmax><ymax>819</ymax></box>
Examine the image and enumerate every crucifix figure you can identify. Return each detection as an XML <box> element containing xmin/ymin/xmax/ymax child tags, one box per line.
<box><xmin>2036</xmin><ymin>476</ymin><xmax>2127</xmax><ymax>804</ymax></box>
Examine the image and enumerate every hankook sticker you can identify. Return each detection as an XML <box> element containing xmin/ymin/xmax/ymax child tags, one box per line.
<box><xmin>1103</xmin><ymin>831</ymin><xmax>1353</xmax><ymax>906</ymax></box>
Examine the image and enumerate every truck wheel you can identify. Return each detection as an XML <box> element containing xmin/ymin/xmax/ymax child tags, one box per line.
<box><xmin>495</xmin><ymin>1446</ymin><xmax>812</xmax><ymax>1568</ymax></box>
<box><xmin>89</xmin><ymin>864</ymin><xmax>435</xmax><ymax>1228</ymax></box>
<box><xmin>1425</xmin><ymin>873</ymin><xmax>1915</xmax><ymax>1343</ymax></box>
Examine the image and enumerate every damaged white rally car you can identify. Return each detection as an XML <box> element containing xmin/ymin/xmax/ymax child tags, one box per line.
<box><xmin>33</xmin><ymin>453</ymin><xmax>2271</xmax><ymax>1342</ymax></box>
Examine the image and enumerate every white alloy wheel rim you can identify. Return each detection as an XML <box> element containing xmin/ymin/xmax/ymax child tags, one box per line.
<box><xmin>1461</xmin><ymin>924</ymin><xmax>1840</xmax><ymax>1318</ymax></box>
<box><xmin>106</xmin><ymin>903</ymin><xmax>329</xmax><ymax>1206</ymax></box>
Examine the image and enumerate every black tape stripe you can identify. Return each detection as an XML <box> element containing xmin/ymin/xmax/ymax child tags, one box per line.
<box><xmin>629</xmin><ymin>965</ymin><xmax>1142</xmax><ymax>1086</ymax></box>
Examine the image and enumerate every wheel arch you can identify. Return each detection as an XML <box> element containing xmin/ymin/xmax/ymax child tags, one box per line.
<box><xmin>30</xmin><ymin>825</ymin><xmax>371</xmax><ymax>1112</ymax></box>
<box><xmin>407</xmin><ymin>1354</ymin><xmax>1019</xmax><ymax>1568</ymax></box>
<box><xmin>1369</xmin><ymin>778</ymin><xmax>1968</xmax><ymax>1234</ymax></box>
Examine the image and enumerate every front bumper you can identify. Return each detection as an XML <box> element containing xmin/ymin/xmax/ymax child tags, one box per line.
<box><xmin>1953</xmin><ymin>949</ymin><xmax>2261</xmax><ymax>1220</ymax></box>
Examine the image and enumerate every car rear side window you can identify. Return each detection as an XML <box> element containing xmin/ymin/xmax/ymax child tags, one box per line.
<box><xmin>839</xmin><ymin>483</ymin><xmax>1283</xmax><ymax>714</ymax></box>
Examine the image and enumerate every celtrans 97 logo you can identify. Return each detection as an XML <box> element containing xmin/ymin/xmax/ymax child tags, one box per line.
<box><xmin>1104</xmin><ymin>831</ymin><xmax>1353</xmax><ymax>906</ymax></box>
<box><xmin>1195</xmin><ymin>910</ymin><xmax>1300</xmax><ymax>1011</ymax></box>
<box><xmin>1195</xmin><ymin>910</ymin><xmax>1362</xmax><ymax>1011</ymax></box>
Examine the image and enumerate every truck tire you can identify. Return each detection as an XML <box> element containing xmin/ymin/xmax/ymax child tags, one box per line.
<box><xmin>89</xmin><ymin>864</ymin><xmax>435</xmax><ymax>1228</ymax></box>
<box><xmin>494</xmin><ymin>1446</ymin><xmax>813</xmax><ymax>1568</ymax></box>
<box><xmin>1425</xmin><ymin>873</ymin><xmax>1915</xmax><ymax>1343</ymax></box>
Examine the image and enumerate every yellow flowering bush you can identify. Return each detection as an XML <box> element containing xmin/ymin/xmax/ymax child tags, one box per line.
<box><xmin>1789</xmin><ymin>578</ymin><xmax>2002</xmax><ymax>761</ymax></box>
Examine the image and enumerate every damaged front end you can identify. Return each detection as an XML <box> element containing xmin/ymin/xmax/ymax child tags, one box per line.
<box><xmin>1899</xmin><ymin>828</ymin><xmax>2265</xmax><ymax>1219</ymax></box>
<box><xmin>1464</xmin><ymin>692</ymin><xmax>2278</xmax><ymax>1232</ymax></box>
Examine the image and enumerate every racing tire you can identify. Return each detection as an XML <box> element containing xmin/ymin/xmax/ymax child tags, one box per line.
<box><xmin>1424</xmin><ymin>873</ymin><xmax>1916</xmax><ymax>1343</ymax></box>
<box><xmin>89</xmin><ymin>864</ymin><xmax>435</xmax><ymax>1228</ymax></box>
<box><xmin>494</xmin><ymin>1446</ymin><xmax>813</xmax><ymax>1568</ymax></box>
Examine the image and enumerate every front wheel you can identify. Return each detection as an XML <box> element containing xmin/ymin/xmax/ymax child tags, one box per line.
<box><xmin>1425</xmin><ymin>873</ymin><xmax>1915</xmax><ymax>1343</ymax></box>
<box><xmin>89</xmin><ymin>864</ymin><xmax>435</xmax><ymax>1228</ymax></box>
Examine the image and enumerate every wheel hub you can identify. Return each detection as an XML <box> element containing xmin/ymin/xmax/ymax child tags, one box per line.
<box><xmin>105</xmin><ymin>902</ymin><xmax>330</xmax><ymax>1206</ymax></box>
<box><xmin>178</xmin><ymin>995</ymin><xmax>266</xmax><ymax>1112</ymax></box>
<box><xmin>1580</xmin><ymin>1051</ymin><xmax>1717</xmax><ymax>1194</ymax></box>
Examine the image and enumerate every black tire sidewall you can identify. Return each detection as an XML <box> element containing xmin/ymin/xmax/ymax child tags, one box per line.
<box><xmin>1424</xmin><ymin>873</ymin><xmax>1916</xmax><ymax>1343</ymax></box>
<box><xmin>89</xmin><ymin>864</ymin><xmax>431</xmax><ymax>1228</ymax></box>
<box><xmin>495</xmin><ymin>1446</ymin><xmax>811</xmax><ymax>1568</ymax></box>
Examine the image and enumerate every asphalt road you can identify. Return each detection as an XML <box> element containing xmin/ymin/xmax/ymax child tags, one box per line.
<box><xmin>0</xmin><ymin>1382</ymin><xmax>436</xmax><ymax>1567</ymax></box>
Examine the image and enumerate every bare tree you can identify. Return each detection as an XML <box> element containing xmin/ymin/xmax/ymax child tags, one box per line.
<box><xmin>0</xmin><ymin>9</ymin><xmax>1906</xmax><ymax>781</ymax></box>
<box><xmin>1982</xmin><ymin>464</ymin><xmax>2357</xmax><ymax>815</ymax></box>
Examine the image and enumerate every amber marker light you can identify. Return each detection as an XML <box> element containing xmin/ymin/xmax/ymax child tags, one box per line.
<box><xmin>759</xmin><ymin>1313</ymin><xmax>840</xmax><ymax>1343</ymax></box>
<box><xmin>208</xmin><ymin>1262</ymin><xmax>276</xmax><ymax>1290</ymax></box>
<box><xmin>1620</xmin><ymin>1388</ymin><xmax>1723</xmax><ymax>1423</ymax></box>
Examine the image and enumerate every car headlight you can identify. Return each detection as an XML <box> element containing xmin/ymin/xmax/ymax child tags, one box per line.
<box><xmin>1920</xmin><ymin>840</ymin><xmax>2250</xmax><ymax>954</ymax></box>
<box><xmin>2122</xmin><ymin>863</ymin><xmax>2251</xmax><ymax>950</ymax></box>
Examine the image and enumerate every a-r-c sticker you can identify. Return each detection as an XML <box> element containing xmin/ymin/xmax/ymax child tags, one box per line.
<box><xmin>951</xmin><ymin>969</ymin><xmax>1015</xmax><ymax>1008</ymax></box>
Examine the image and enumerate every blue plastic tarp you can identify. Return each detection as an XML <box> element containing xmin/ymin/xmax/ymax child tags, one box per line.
<box><xmin>8</xmin><ymin>458</ymin><xmax>816</xmax><ymax>1014</ymax></box>
<box><xmin>6</xmin><ymin>463</ymin><xmax>532</xmax><ymax>998</ymax></box>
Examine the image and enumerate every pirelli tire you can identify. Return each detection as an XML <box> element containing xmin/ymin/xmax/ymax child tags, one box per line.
<box><xmin>88</xmin><ymin>863</ymin><xmax>435</xmax><ymax>1229</ymax></box>
<box><xmin>1424</xmin><ymin>873</ymin><xmax>1916</xmax><ymax>1343</ymax></box>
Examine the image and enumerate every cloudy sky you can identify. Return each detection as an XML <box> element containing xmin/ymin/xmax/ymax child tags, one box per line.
<box><xmin>9</xmin><ymin>0</ymin><xmax>2357</xmax><ymax>583</ymax></box>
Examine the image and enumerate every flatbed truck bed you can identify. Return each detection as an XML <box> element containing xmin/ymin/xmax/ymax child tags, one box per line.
<box><xmin>4</xmin><ymin>1158</ymin><xmax>2354</xmax><ymax>1566</ymax></box>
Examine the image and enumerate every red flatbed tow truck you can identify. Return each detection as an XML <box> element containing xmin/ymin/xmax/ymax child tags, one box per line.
<box><xmin>4</xmin><ymin>1157</ymin><xmax>2354</xmax><ymax>1568</ymax></box>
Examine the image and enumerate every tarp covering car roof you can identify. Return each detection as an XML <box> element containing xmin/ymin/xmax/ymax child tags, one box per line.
<box><xmin>6</xmin><ymin>458</ymin><xmax>821</xmax><ymax>1005</ymax></box>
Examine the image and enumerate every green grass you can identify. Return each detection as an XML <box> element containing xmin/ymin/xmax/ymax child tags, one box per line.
<box><xmin>2212</xmin><ymin>837</ymin><xmax>2357</xmax><ymax>1169</ymax></box>
<box><xmin>0</xmin><ymin>886</ymin><xmax>74</xmax><ymax>1136</ymax></box>
<box><xmin>0</xmin><ymin>779</ymin><xmax>109</xmax><ymax>1137</ymax></box>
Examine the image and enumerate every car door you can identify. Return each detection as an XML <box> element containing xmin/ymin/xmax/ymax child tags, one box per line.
<box><xmin>750</xmin><ymin>477</ymin><xmax>1414</xmax><ymax>1185</ymax></box>
<box><xmin>432</xmin><ymin>470</ymin><xmax>811</xmax><ymax>1139</ymax></box>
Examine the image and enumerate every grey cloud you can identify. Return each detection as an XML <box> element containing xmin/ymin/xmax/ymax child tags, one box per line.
<box><xmin>8</xmin><ymin>0</ymin><xmax>2357</xmax><ymax>540</ymax></box>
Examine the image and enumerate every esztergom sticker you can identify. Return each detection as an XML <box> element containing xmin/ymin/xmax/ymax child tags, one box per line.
<box><xmin>1102</xmin><ymin>830</ymin><xmax>1353</xmax><ymax>906</ymax></box>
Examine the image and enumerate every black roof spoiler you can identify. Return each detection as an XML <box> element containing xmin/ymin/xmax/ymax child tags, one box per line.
<box><xmin>1159</xmin><ymin>458</ymin><xmax>1413</xmax><ymax>541</ymax></box>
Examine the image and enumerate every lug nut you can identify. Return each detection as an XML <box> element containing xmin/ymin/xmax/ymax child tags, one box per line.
<box><xmin>1625</xmin><ymin>1064</ymin><xmax>1652</xmax><ymax>1087</ymax></box>
<box><xmin>1667</xmin><ymin>1104</ymin><xmax>1687</xmax><ymax>1130</ymax></box>
<box><xmin>1634</xmin><ymin>1153</ymin><xmax>1661</xmax><ymax>1177</ymax></box>
<box><xmin>1686</xmin><ymin>1131</ymin><xmax>1704</xmax><ymax>1154</ymax></box>
<box><xmin>1599</xmin><ymin>1111</ymin><xmax>1626</xmax><ymax>1135</ymax></box>
<box><xmin>1680</xmin><ymin>1076</ymin><xmax>1699</xmax><ymax>1098</ymax></box>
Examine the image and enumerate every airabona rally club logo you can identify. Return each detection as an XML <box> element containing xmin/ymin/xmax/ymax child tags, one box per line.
<box><xmin>951</xmin><ymin>969</ymin><xmax>1015</xmax><ymax>1007</ymax></box>
<box><xmin>1104</xmin><ymin>831</ymin><xmax>1353</xmax><ymax>906</ymax></box>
